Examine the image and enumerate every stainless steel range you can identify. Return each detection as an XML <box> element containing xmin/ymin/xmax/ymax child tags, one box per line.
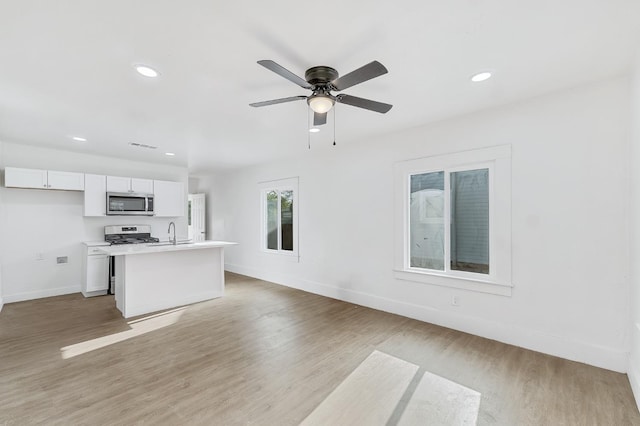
<box><xmin>105</xmin><ymin>225</ymin><xmax>159</xmax><ymax>245</ymax></box>
<box><xmin>105</xmin><ymin>225</ymin><xmax>159</xmax><ymax>294</ymax></box>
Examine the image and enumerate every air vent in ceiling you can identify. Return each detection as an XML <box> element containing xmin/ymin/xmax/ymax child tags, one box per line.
<box><xmin>129</xmin><ymin>142</ymin><xmax>158</xmax><ymax>150</ymax></box>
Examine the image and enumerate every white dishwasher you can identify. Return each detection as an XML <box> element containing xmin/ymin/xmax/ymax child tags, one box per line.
<box><xmin>82</xmin><ymin>242</ymin><xmax>110</xmax><ymax>297</ymax></box>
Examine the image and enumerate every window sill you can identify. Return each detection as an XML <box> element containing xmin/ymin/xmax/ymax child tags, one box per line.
<box><xmin>260</xmin><ymin>249</ymin><xmax>300</xmax><ymax>262</ymax></box>
<box><xmin>393</xmin><ymin>269</ymin><xmax>512</xmax><ymax>296</ymax></box>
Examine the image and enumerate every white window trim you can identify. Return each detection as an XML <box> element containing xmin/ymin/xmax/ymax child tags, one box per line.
<box><xmin>259</xmin><ymin>177</ymin><xmax>299</xmax><ymax>261</ymax></box>
<box><xmin>394</xmin><ymin>145</ymin><xmax>512</xmax><ymax>296</ymax></box>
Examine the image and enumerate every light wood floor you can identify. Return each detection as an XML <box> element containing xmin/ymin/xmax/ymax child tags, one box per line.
<box><xmin>1</xmin><ymin>272</ymin><xmax>638</xmax><ymax>425</ymax></box>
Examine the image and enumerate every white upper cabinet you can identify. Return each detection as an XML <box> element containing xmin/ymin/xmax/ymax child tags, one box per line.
<box><xmin>106</xmin><ymin>176</ymin><xmax>130</xmax><ymax>193</ymax></box>
<box><xmin>131</xmin><ymin>178</ymin><xmax>154</xmax><ymax>194</ymax></box>
<box><xmin>154</xmin><ymin>180</ymin><xmax>185</xmax><ymax>217</ymax></box>
<box><xmin>6</xmin><ymin>167</ymin><xmax>182</xmax><ymax>219</ymax></box>
<box><xmin>4</xmin><ymin>167</ymin><xmax>84</xmax><ymax>191</ymax></box>
<box><xmin>106</xmin><ymin>176</ymin><xmax>153</xmax><ymax>194</ymax></box>
<box><xmin>47</xmin><ymin>170</ymin><xmax>86</xmax><ymax>190</ymax></box>
<box><xmin>84</xmin><ymin>174</ymin><xmax>107</xmax><ymax>216</ymax></box>
<box><xmin>4</xmin><ymin>167</ymin><xmax>47</xmax><ymax>189</ymax></box>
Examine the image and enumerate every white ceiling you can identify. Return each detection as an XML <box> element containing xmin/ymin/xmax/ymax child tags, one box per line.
<box><xmin>1</xmin><ymin>1</ymin><xmax>639</xmax><ymax>174</ymax></box>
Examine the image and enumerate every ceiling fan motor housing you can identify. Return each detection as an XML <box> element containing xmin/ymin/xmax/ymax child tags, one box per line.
<box><xmin>304</xmin><ymin>66</ymin><xmax>339</xmax><ymax>86</ymax></box>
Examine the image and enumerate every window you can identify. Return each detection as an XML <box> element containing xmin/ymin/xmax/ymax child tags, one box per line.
<box><xmin>260</xmin><ymin>177</ymin><xmax>299</xmax><ymax>258</ymax></box>
<box><xmin>394</xmin><ymin>145</ymin><xmax>512</xmax><ymax>296</ymax></box>
<box><xmin>410</xmin><ymin>167</ymin><xmax>490</xmax><ymax>274</ymax></box>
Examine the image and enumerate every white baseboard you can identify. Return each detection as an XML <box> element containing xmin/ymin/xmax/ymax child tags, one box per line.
<box><xmin>3</xmin><ymin>285</ymin><xmax>79</xmax><ymax>303</ymax></box>
<box><xmin>0</xmin><ymin>295</ymin><xmax>3</xmax><ymax>312</ymax></box>
<box><xmin>629</xmin><ymin>355</ymin><xmax>640</xmax><ymax>411</ymax></box>
<box><xmin>81</xmin><ymin>290</ymin><xmax>108</xmax><ymax>298</ymax></box>
<box><xmin>628</xmin><ymin>324</ymin><xmax>640</xmax><ymax>411</ymax></box>
<box><xmin>225</xmin><ymin>263</ymin><xmax>627</xmax><ymax>373</ymax></box>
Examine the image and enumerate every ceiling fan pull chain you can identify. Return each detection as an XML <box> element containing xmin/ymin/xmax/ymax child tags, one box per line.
<box><xmin>308</xmin><ymin>106</ymin><xmax>311</xmax><ymax>149</ymax></box>
<box><xmin>333</xmin><ymin>106</ymin><xmax>337</xmax><ymax>146</ymax></box>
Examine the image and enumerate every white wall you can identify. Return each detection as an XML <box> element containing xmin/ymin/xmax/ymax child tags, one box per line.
<box><xmin>0</xmin><ymin>141</ymin><xmax>3</xmax><ymax>311</ymax></box>
<box><xmin>0</xmin><ymin>142</ymin><xmax>189</xmax><ymax>303</ymax></box>
<box><xmin>202</xmin><ymin>77</ymin><xmax>631</xmax><ymax>372</ymax></box>
<box><xmin>188</xmin><ymin>177</ymin><xmax>201</xmax><ymax>193</ymax></box>
<box><xmin>0</xmin><ymin>262</ymin><xmax>3</xmax><ymax>311</ymax></box>
<box><xmin>628</xmin><ymin>54</ymin><xmax>640</xmax><ymax>406</ymax></box>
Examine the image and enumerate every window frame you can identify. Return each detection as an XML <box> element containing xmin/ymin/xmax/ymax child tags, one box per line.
<box><xmin>259</xmin><ymin>177</ymin><xmax>299</xmax><ymax>260</ymax></box>
<box><xmin>394</xmin><ymin>145</ymin><xmax>512</xmax><ymax>296</ymax></box>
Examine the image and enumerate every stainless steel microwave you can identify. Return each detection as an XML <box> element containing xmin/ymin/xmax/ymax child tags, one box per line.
<box><xmin>106</xmin><ymin>192</ymin><xmax>154</xmax><ymax>216</ymax></box>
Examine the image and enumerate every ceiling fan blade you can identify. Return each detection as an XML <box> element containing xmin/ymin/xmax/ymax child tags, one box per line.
<box><xmin>332</xmin><ymin>61</ymin><xmax>388</xmax><ymax>91</ymax></box>
<box><xmin>313</xmin><ymin>112</ymin><xmax>327</xmax><ymax>126</ymax></box>
<box><xmin>257</xmin><ymin>60</ymin><xmax>313</xmax><ymax>89</ymax></box>
<box><xmin>336</xmin><ymin>94</ymin><xmax>392</xmax><ymax>113</ymax></box>
<box><xmin>249</xmin><ymin>96</ymin><xmax>307</xmax><ymax>108</ymax></box>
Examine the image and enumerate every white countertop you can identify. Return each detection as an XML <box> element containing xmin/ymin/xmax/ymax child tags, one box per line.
<box><xmin>83</xmin><ymin>241</ymin><xmax>111</xmax><ymax>247</ymax></box>
<box><xmin>97</xmin><ymin>240</ymin><xmax>237</xmax><ymax>256</ymax></box>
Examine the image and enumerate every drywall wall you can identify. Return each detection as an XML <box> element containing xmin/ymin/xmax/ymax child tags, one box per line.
<box><xmin>0</xmin><ymin>141</ymin><xmax>3</xmax><ymax>311</ymax></box>
<box><xmin>0</xmin><ymin>142</ymin><xmax>189</xmax><ymax>303</ymax></box>
<box><xmin>201</xmin><ymin>77</ymin><xmax>631</xmax><ymax>372</ymax></box>
<box><xmin>0</xmin><ymin>262</ymin><xmax>3</xmax><ymax>312</ymax></box>
<box><xmin>188</xmin><ymin>177</ymin><xmax>201</xmax><ymax>193</ymax></box>
<box><xmin>628</xmin><ymin>53</ymin><xmax>640</xmax><ymax>407</ymax></box>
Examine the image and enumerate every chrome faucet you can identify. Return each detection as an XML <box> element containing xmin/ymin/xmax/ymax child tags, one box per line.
<box><xmin>168</xmin><ymin>221</ymin><xmax>176</xmax><ymax>245</ymax></box>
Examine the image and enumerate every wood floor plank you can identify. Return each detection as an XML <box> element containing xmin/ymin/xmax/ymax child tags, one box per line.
<box><xmin>397</xmin><ymin>371</ymin><xmax>481</xmax><ymax>426</ymax></box>
<box><xmin>0</xmin><ymin>272</ymin><xmax>638</xmax><ymax>425</ymax></box>
<box><xmin>301</xmin><ymin>350</ymin><xmax>419</xmax><ymax>425</ymax></box>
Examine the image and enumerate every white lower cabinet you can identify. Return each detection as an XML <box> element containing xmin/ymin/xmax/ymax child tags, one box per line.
<box><xmin>82</xmin><ymin>243</ymin><xmax>110</xmax><ymax>297</ymax></box>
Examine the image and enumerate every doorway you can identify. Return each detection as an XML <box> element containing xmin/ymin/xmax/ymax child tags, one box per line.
<box><xmin>188</xmin><ymin>193</ymin><xmax>206</xmax><ymax>242</ymax></box>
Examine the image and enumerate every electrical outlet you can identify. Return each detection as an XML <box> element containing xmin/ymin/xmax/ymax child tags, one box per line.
<box><xmin>56</xmin><ymin>256</ymin><xmax>68</xmax><ymax>264</ymax></box>
<box><xmin>451</xmin><ymin>295</ymin><xmax>460</xmax><ymax>306</ymax></box>
<box><xmin>35</xmin><ymin>253</ymin><xmax>44</xmax><ymax>261</ymax></box>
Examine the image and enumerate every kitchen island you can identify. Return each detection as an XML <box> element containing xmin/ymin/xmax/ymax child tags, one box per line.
<box><xmin>98</xmin><ymin>241</ymin><xmax>237</xmax><ymax>318</ymax></box>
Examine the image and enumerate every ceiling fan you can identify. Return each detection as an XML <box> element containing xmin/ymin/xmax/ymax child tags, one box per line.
<box><xmin>250</xmin><ymin>60</ymin><xmax>392</xmax><ymax>126</ymax></box>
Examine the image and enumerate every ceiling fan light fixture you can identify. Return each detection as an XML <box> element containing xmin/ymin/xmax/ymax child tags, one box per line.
<box><xmin>308</xmin><ymin>95</ymin><xmax>334</xmax><ymax>113</ymax></box>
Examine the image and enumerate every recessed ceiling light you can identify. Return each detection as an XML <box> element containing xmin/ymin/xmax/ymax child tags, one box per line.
<box><xmin>471</xmin><ymin>72</ymin><xmax>492</xmax><ymax>82</ymax></box>
<box><xmin>135</xmin><ymin>65</ymin><xmax>159</xmax><ymax>78</ymax></box>
<box><xmin>309</xmin><ymin>128</ymin><xmax>320</xmax><ymax>133</ymax></box>
<box><xmin>165</xmin><ymin>152</ymin><xmax>175</xmax><ymax>156</ymax></box>
<box><xmin>71</xmin><ymin>136</ymin><xmax>87</xmax><ymax>142</ymax></box>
